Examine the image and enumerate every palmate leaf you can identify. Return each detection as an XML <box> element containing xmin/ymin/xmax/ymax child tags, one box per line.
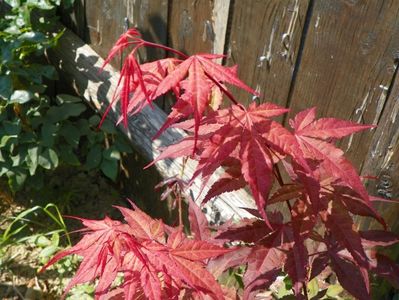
<box><xmin>41</xmin><ymin>203</ymin><xmax>231</xmax><ymax>300</ymax></box>
<box><xmin>291</xmin><ymin>107</ymin><xmax>373</xmax><ymax>203</ymax></box>
<box><xmin>325</xmin><ymin>201</ymin><xmax>369</xmax><ymax>268</ymax></box>
<box><xmin>151</xmin><ymin>54</ymin><xmax>258</xmax><ymax>147</ymax></box>
<box><xmin>152</xmin><ymin>103</ymin><xmax>308</xmax><ymax>226</ymax></box>
<box><xmin>329</xmin><ymin>251</ymin><xmax>371</xmax><ymax>300</ymax></box>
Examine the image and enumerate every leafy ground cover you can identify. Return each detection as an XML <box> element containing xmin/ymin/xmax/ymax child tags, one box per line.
<box><xmin>0</xmin><ymin>166</ymin><xmax>127</xmax><ymax>299</ymax></box>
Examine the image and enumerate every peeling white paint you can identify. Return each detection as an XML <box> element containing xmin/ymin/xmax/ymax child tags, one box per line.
<box><xmin>355</xmin><ymin>90</ymin><xmax>370</xmax><ymax>122</ymax></box>
<box><xmin>258</xmin><ymin>25</ymin><xmax>276</xmax><ymax>67</ymax></box>
<box><xmin>372</xmin><ymin>86</ymin><xmax>388</xmax><ymax>125</ymax></box>
<box><xmin>315</xmin><ymin>14</ymin><xmax>320</xmax><ymax>28</ymax></box>
<box><xmin>281</xmin><ymin>0</ymin><xmax>299</xmax><ymax>57</ymax></box>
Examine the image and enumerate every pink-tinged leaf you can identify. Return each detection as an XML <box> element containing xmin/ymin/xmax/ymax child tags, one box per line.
<box><xmin>243</xmin><ymin>269</ymin><xmax>281</xmax><ymax>300</ymax></box>
<box><xmin>269</xmin><ymin>184</ymin><xmax>304</xmax><ymax>205</ymax></box>
<box><xmin>290</xmin><ymin>107</ymin><xmax>316</xmax><ymax>132</ymax></box>
<box><xmin>309</xmin><ymin>253</ymin><xmax>329</xmax><ymax>280</ymax></box>
<box><xmin>297</xmin><ymin>118</ymin><xmax>375</xmax><ymax>140</ymax></box>
<box><xmin>240</xmin><ymin>129</ymin><xmax>274</xmax><ymax>227</ymax></box>
<box><xmin>202</xmin><ymin>170</ymin><xmax>246</xmax><ymax>204</ymax></box>
<box><xmin>298</xmin><ymin>136</ymin><xmax>370</xmax><ymax>202</ymax></box>
<box><xmin>359</xmin><ymin>230</ymin><xmax>399</xmax><ymax>247</ymax></box>
<box><xmin>167</xmin><ymin>227</ymin><xmax>184</xmax><ymax>249</ymax></box>
<box><xmin>140</xmin><ymin>266</ymin><xmax>162</xmax><ymax>300</ymax></box>
<box><xmin>145</xmin><ymin>137</ymin><xmax>196</xmax><ymax>169</ymax></box>
<box><xmin>329</xmin><ymin>252</ymin><xmax>371</xmax><ymax>300</ymax></box>
<box><xmin>325</xmin><ymin>201</ymin><xmax>369</xmax><ymax>268</ymax></box>
<box><xmin>215</xmin><ymin>218</ymin><xmax>274</xmax><ymax>243</ymax></box>
<box><xmin>171</xmin><ymin>256</ymin><xmax>225</xmax><ymax>299</ymax></box>
<box><xmin>171</xmin><ymin>240</ymin><xmax>233</xmax><ymax>261</ymax></box>
<box><xmin>207</xmin><ymin>247</ymin><xmax>252</xmax><ymax>278</ymax></box>
<box><xmin>243</xmin><ymin>246</ymin><xmax>285</xmax><ymax>299</ymax></box>
<box><xmin>197</xmin><ymin>55</ymin><xmax>258</xmax><ymax>96</ymax></box>
<box><xmin>95</xmin><ymin>256</ymin><xmax>118</xmax><ymax>296</ymax></box>
<box><xmin>188</xmin><ymin>199</ymin><xmax>211</xmax><ymax>241</ymax></box>
<box><xmin>285</xmin><ymin>229</ymin><xmax>309</xmax><ymax>296</ymax></box>
<box><xmin>101</xmin><ymin>28</ymin><xmax>141</xmax><ymax>69</ymax></box>
<box><xmin>187</xmin><ymin>59</ymin><xmax>212</xmax><ymax>150</ymax></box>
<box><xmin>152</xmin><ymin>56</ymin><xmax>193</xmax><ymax>100</ymax></box>
<box><xmin>116</xmin><ymin>205</ymin><xmax>165</xmax><ymax>242</ymax></box>
<box><xmin>328</xmin><ymin>185</ymin><xmax>386</xmax><ymax>227</ymax></box>
<box><xmin>247</xmin><ymin>102</ymin><xmax>289</xmax><ymax>120</ymax></box>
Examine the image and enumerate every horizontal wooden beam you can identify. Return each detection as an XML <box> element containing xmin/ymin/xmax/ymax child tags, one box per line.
<box><xmin>48</xmin><ymin>27</ymin><xmax>255</xmax><ymax>221</ymax></box>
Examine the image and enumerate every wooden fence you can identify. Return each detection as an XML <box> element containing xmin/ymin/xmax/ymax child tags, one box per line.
<box><xmin>59</xmin><ymin>0</ymin><xmax>399</xmax><ymax>230</ymax></box>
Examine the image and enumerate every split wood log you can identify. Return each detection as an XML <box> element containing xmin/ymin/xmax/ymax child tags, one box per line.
<box><xmin>48</xmin><ymin>27</ymin><xmax>256</xmax><ymax>221</ymax></box>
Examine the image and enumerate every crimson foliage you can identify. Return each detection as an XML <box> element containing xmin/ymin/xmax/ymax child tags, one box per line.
<box><xmin>42</xmin><ymin>29</ymin><xmax>399</xmax><ymax>299</ymax></box>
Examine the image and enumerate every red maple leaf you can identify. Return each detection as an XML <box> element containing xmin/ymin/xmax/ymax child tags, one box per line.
<box><xmin>151</xmin><ymin>54</ymin><xmax>258</xmax><ymax>149</ymax></box>
<box><xmin>151</xmin><ymin>103</ymin><xmax>308</xmax><ymax>227</ymax></box>
<box><xmin>40</xmin><ymin>202</ymin><xmax>232</xmax><ymax>300</ymax></box>
<box><xmin>290</xmin><ymin>107</ymin><xmax>374</xmax><ymax>203</ymax></box>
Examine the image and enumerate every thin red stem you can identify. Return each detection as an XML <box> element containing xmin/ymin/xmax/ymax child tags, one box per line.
<box><xmin>204</xmin><ymin>72</ymin><xmax>240</xmax><ymax>105</ymax></box>
<box><xmin>142</xmin><ymin>41</ymin><xmax>188</xmax><ymax>59</ymax></box>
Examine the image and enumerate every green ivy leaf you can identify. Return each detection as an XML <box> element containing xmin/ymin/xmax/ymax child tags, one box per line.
<box><xmin>103</xmin><ymin>147</ymin><xmax>121</xmax><ymax>160</ymax></box>
<box><xmin>46</xmin><ymin>102</ymin><xmax>86</xmax><ymax>123</ymax></box>
<box><xmin>85</xmin><ymin>144</ymin><xmax>102</xmax><ymax>170</ymax></box>
<box><xmin>59</xmin><ymin>122</ymin><xmax>81</xmax><ymax>147</ymax></box>
<box><xmin>100</xmin><ymin>158</ymin><xmax>118</xmax><ymax>181</ymax></box>
<box><xmin>89</xmin><ymin>115</ymin><xmax>100</xmax><ymax>127</ymax></box>
<box><xmin>99</xmin><ymin>119</ymin><xmax>117</xmax><ymax>134</ymax></box>
<box><xmin>41</xmin><ymin>122</ymin><xmax>59</xmax><ymax>147</ymax></box>
<box><xmin>0</xmin><ymin>76</ymin><xmax>13</xmax><ymax>100</ymax></box>
<box><xmin>8</xmin><ymin>170</ymin><xmax>27</xmax><ymax>192</ymax></box>
<box><xmin>27</xmin><ymin>146</ymin><xmax>39</xmax><ymax>175</ymax></box>
<box><xmin>38</xmin><ymin>148</ymin><xmax>58</xmax><ymax>169</ymax></box>
<box><xmin>59</xmin><ymin>146</ymin><xmax>80</xmax><ymax>166</ymax></box>
<box><xmin>3</xmin><ymin>120</ymin><xmax>21</xmax><ymax>135</ymax></box>
<box><xmin>114</xmin><ymin>135</ymin><xmax>132</xmax><ymax>153</ymax></box>
<box><xmin>10</xmin><ymin>90</ymin><xmax>33</xmax><ymax>104</ymax></box>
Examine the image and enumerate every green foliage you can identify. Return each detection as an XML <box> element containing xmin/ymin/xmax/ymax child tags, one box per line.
<box><xmin>0</xmin><ymin>203</ymin><xmax>70</xmax><ymax>249</ymax></box>
<box><xmin>0</xmin><ymin>0</ymin><xmax>131</xmax><ymax>192</ymax></box>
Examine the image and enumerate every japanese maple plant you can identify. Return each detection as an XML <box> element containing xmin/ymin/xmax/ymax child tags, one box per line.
<box><xmin>41</xmin><ymin>29</ymin><xmax>399</xmax><ymax>299</ymax></box>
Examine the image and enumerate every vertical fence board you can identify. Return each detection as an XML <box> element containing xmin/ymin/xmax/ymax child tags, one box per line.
<box><xmin>224</xmin><ymin>0</ymin><xmax>310</xmax><ymax>107</ymax></box>
<box><xmin>84</xmin><ymin>0</ymin><xmax>126</xmax><ymax>67</ymax></box>
<box><xmin>286</xmin><ymin>0</ymin><xmax>399</xmax><ymax>170</ymax></box>
<box><xmin>124</xmin><ymin>0</ymin><xmax>168</xmax><ymax>61</ymax></box>
<box><xmin>168</xmin><ymin>0</ymin><xmax>228</xmax><ymax>55</ymax></box>
<box><xmin>361</xmin><ymin>71</ymin><xmax>399</xmax><ymax>231</ymax></box>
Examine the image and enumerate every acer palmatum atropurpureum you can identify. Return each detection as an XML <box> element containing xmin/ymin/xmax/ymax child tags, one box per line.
<box><xmin>42</xmin><ymin>29</ymin><xmax>399</xmax><ymax>300</ymax></box>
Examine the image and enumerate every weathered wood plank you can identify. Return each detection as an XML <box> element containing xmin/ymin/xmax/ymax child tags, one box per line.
<box><xmin>224</xmin><ymin>0</ymin><xmax>310</xmax><ymax>107</ymax></box>
<box><xmin>360</xmin><ymin>69</ymin><xmax>399</xmax><ymax>231</ymax></box>
<box><xmin>82</xmin><ymin>0</ymin><xmax>168</xmax><ymax>69</ymax></box>
<box><xmin>124</xmin><ymin>0</ymin><xmax>168</xmax><ymax>61</ymax></box>
<box><xmin>286</xmin><ymin>0</ymin><xmax>399</xmax><ymax>170</ymax></box>
<box><xmin>84</xmin><ymin>0</ymin><xmax>127</xmax><ymax>68</ymax></box>
<box><xmin>48</xmin><ymin>27</ymin><xmax>256</xmax><ymax>221</ymax></box>
<box><xmin>168</xmin><ymin>0</ymin><xmax>230</xmax><ymax>55</ymax></box>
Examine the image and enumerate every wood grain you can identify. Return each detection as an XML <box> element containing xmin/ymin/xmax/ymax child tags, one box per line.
<box><xmin>286</xmin><ymin>0</ymin><xmax>399</xmax><ymax>170</ymax></box>
<box><xmin>48</xmin><ymin>27</ymin><xmax>256</xmax><ymax>221</ymax></box>
<box><xmin>168</xmin><ymin>0</ymin><xmax>229</xmax><ymax>55</ymax></box>
<box><xmin>224</xmin><ymin>0</ymin><xmax>310</xmax><ymax>107</ymax></box>
<box><xmin>360</xmin><ymin>68</ymin><xmax>399</xmax><ymax>231</ymax></box>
